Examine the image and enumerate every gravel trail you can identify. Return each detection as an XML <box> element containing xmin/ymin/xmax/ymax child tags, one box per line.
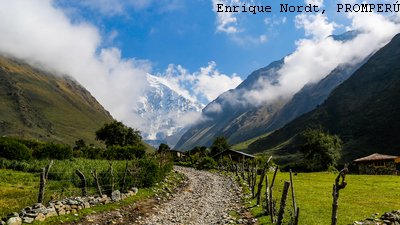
<box><xmin>136</xmin><ymin>166</ymin><xmax>253</xmax><ymax>225</ymax></box>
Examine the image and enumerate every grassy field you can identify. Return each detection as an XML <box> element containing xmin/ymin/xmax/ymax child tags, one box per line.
<box><xmin>0</xmin><ymin>158</ymin><xmax>161</xmax><ymax>218</ymax></box>
<box><xmin>0</xmin><ymin>169</ymin><xmax>83</xmax><ymax>218</ymax></box>
<box><xmin>242</xmin><ymin>171</ymin><xmax>400</xmax><ymax>225</ymax></box>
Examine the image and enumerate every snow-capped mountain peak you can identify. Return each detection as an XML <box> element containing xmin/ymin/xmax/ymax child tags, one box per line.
<box><xmin>135</xmin><ymin>74</ymin><xmax>203</xmax><ymax>147</ymax></box>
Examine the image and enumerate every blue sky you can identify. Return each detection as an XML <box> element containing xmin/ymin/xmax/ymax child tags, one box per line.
<box><xmin>0</xmin><ymin>0</ymin><xmax>399</xmax><ymax>131</ymax></box>
<box><xmin>54</xmin><ymin>0</ymin><xmax>327</xmax><ymax>77</ymax></box>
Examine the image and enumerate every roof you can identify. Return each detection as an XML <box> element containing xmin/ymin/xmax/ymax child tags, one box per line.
<box><xmin>354</xmin><ymin>153</ymin><xmax>400</xmax><ymax>162</ymax></box>
<box><xmin>213</xmin><ymin>149</ymin><xmax>255</xmax><ymax>158</ymax></box>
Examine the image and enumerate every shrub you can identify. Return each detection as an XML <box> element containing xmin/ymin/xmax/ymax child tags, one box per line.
<box><xmin>103</xmin><ymin>145</ymin><xmax>146</xmax><ymax>160</ymax></box>
<box><xmin>0</xmin><ymin>137</ymin><xmax>32</xmax><ymax>160</ymax></box>
<box><xmin>196</xmin><ymin>156</ymin><xmax>217</xmax><ymax>170</ymax></box>
<box><xmin>33</xmin><ymin>143</ymin><xmax>72</xmax><ymax>160</ymax></box>
<box><xmin>137</xmin><ymin>157</ymin><xmax>162</xmax><ymax>187</ymax></box>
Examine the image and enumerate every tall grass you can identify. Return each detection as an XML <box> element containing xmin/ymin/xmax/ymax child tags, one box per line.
<box><xmin>241</xmin><ymin>171</ymin><xmax>400</xmax><ymax>224</ymax></box>
<box><xmin>0</xmin><ymin>157</ymin><xmax>172</xmax><ymax>218</ymax></box>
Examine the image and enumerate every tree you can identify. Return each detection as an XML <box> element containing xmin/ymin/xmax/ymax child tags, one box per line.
<box><xmin>157</xmin><ymin>143</ymin><xmax>170</xmax><ymax>153</ymax></box>
<box><xmin>73</xmin><ymin>139</ymin><xmax>86</xmax><ymax>150</ymax></box>
<box><xmin>189</xmin><ymin>146</ymin><xmax>208</xmax><ymax>157</ymax></box>
<box><xmin>300</xmin><ymin>129</ymin><xmax>342</xmax><ymax>171</ymax></box>
<box><xmin>210</xmin><ymin>136</ymin><xmax>230</xmax><ymax>156</ymax></box>
<box><xmin>96</xmin><ymin>121</ymin><xmax>142</xmax><ymax>147</ymax></box>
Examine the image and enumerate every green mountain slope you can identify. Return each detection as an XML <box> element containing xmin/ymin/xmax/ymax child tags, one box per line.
<box><xmin>248</xmin><ymin>33</ymin><xmax>400</xmax><ymax>163</ymax></box>
<box><xmin>0</xmin><ymin>56</ymin><xmax>113</xmax><ymax>145</ymax></box>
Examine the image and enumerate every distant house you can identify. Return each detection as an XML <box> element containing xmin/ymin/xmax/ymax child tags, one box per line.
<box><xmin>168</xmin><ymin>149</ymin><xmax>186</xmax><ymax>160</ymax></box>
<box><xmin>353</xmin><ymin>153</ymin><xmax>400</xmax><ymax>175</ymax></box>
<box><xmin>212</xmin><ymin>149</ymin><xmax>255</xmax><ymax>162</ymax></box>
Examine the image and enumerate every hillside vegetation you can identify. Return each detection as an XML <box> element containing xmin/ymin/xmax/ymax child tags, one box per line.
<box><xmin>0</xmin><ymin>56</ymin><xmax>113</xmax><ymax>145</ymax></box>
<box><xmin>248</xmin><ymin>33</ymin><xmax>400</xmax><ymax>163</ymax></box>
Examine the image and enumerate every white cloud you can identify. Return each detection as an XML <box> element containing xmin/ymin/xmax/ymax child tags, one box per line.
<box><xmin>68</xmin><ymin>0</ymin><xmax>182</xmax><ymax>16</ymax></box>
<box><xmin>0</xmin><ymin>0</ymin><xmax>149</xmax><ymax>128</ymax></box>
<box><xmin>264</xmin><ymin>16</ymin><xmax>287</xmax><ymax>27</ymax></box>
<box><xmin>194</xmin><ymin>62</ymin><xmax>242</xmax><ymax>101</ymax></box>
<box><xmin>157</xmin><ymin>62</ymin><xmax>242</xmax><ymax>104</ymax></box>
<box><xmin>295</xmin><ymin>13</ymin><xmax>338</xmax><ymax>40</ymax></box>
<box><xmin>212</xmin><ymin>0</ymin><xmax>240</xmax><ymax>33</ymax></box>
<box><xmin>240</xmin><ymin>9</ymin><xmax>400</xmax><ymax>106</ymax></box>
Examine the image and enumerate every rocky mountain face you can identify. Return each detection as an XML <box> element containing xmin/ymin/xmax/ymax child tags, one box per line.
<box><xmin>264</xmin><ymin>59</ymin><xmax>367</xmax><ymax>133</ymax></box>
<box><xmin>174</xmin><ymin>60</ymin><xmax>288</xmax><ymax>150</ymax></box>
<box><xmin>248</xmin><ymin>33</ymin><xmax>400</xmax><ymax>163</ymax></box>
<box><xmin>175</xmin><ymin>32</ymin><xmax>365</xmax><ymax>151</ymax></box>
<box><xmin>0</xmin><ymin>56</ymin><xmax>113</xmax><ymax>145</ymax></box>
<box><xmin>135</xmin><ymin>74</ymin><xmax>203</xmax><ymax>147</ymax></box>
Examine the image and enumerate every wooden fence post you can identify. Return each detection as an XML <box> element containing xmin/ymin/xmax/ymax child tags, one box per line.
<box><xmin>44</xmin><ymin>160</ymin><xmax>54</xmax><ymax>180</ymax></box>
<box><xmin>38</xmin><ymin>160</ymin><xmax>53</xmax><ymax>203</ymax></box>
<box><xmin>38</xmin><ymin>167</ymin><xmax>46</xmax><ymax>203</ymax></box>
<box><xmin>290</xmin><ymin>169</ymin><xmax>297</xmax><ymax>217</ymax></box>
<box><xmin>331</xmin><ymin>165</ymin><xmax>348</xmax><ymax>225</ymax></box>
<box><xmin>91</xmin><ymin>169</ymin><xmax>103</xmax><ymax>196</ymax></box>
<box><xmin>269</xmin><ymin>166</ymin><xmax>279</xmax><ymax>223</ymax></box>
<box><xmin>294</xmin><ymin>207</ymin><xmax>300</xmax><ymax>225</ymax></box>
<box><xmin>108</xmin><ymin>161</ymin><xmax>115</xmax><ymax>194</ymax></box>
<box><xmin>265</xmin><ymin>173</ymin><xmax>270</xmax><ymax>214</ymax></box>
<box><xmin>122</xmin><ymin>160</ymin><xmax>129</xmax><ymax>193</ymax></box>
<box><xmin>256</xmin><ymin>166</ymin><xmax>266</xmax><ymax>205</ymax></box>
<box><xmin>277</xmin><ymin>181</ymin><xmax>290</xmax><ymax>225</ymax></box>
<box><xmin>251</xmin><ymin>163</ymin><xmax>258</xmax><ymax>198</ymax></box>
<box><xmin>75</xmin><ymin>169</ymin><xmax>87</xmax><ymax>197</ymax></box>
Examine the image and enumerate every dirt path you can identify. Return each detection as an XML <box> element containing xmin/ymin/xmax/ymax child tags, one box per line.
<box><xmin>69</xmin><ymin>167</ymin><xmax>255</xmax><ymax>225</ymax></box>
<box><xmin>136</xmin><ymin>166</ymin><xmax>253</xmax><ymax>225</ymax></box>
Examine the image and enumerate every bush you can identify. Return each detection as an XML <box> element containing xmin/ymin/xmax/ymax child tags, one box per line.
<box><xmin>103</xmin><ymin>144</ymin><xmax>146</xmax><ymax>160</ymax></box>
<box><xmin>33</xmin><ymin>143</ymin><xmax>72</xmax><ymax>160</ymax></box>
<box><xmin>196</xmin><ymin>157</ymin><xmax>217</xmax><ymax>170</ymax></box>
<box><xmin>137</xmin><ymin>157</ymin><xmax>161</xmax><ymax>187</ymax></box>
<box><xmin>0</xmin><ymin>137</ymin><xmax>32</xmax><ymax>160</ymax></box>
<box><xmin>300</xmin><ymin>129</ymin><xmax>342</xmax><ymax>171</ymax></box>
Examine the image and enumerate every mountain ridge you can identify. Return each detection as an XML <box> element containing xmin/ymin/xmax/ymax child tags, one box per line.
<box><xmin>248</xmin><ymin>33</ymin><xmax>400</xmax><ymax>163</ymax></box>
<box><xmin>0</xmin><ymin>55</ymin><xmax>113</xmax><ymax>145</ymax></box>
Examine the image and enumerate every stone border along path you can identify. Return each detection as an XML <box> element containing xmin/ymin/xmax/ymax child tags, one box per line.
<box><xmin>135</xmin><ymin>166</ymin><xmax>256</xmax><ymax>225</ymax></box>
<box><xmin>56</xmin><ymin>166</ymin><xmax>255</xmax><ymax>225</ymax></box>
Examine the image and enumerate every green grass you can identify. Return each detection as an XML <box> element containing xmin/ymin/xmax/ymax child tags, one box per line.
<box><xmin>231</xmin><ymin>132</ymin><xmax>271</xmax><ymax>152</ymax></box>
<box><xmin>241</xmin><ymin>172</ymin><xmax>400</xmax><ymax>225</ymax></box>
<box><xmin>0</xmin><ymin>56</ymin><xmax>113</xmax><ymax>146</ymax></box>
<box><xmin>33</xmin><ymin>169</ymin><xmax>185</xmax><ymax>225</ymax></box>
<box><xmin>0</xmin><ymin>169</ymin><xmax>82</xmax><ymax>218</ymax></box>
<box><xmin>32</xmin><ymin>188</ymin><xmax>154</xmax><ymax>225</ymax></box>
<box><xmin>0</xmin><ymin>158</ymin><xmax>171</xmax><ymax>218</ymax></box>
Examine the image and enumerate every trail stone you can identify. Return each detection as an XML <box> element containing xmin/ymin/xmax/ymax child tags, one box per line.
<box><xmin>35</xmin><ymin>213</ymin><xmax>46</xmax><ymax>222</ymax></box>
<box><xmin>135</xmin><ymin>166</ymin><xmax>250</xmax><ymax>225</ymax></box>
<box><xmin>6</xmin><ymin>213</ymin><xmax>19</xmax><ymax>219</ymax></box>
<box><xmin>6</xmin><ymin>217</ymin><xmax>21</xmax><ymax>225</ymax></box>
<box><xmin>111</xmin><ymin>190</ymin><xmax>121</xmax><ymax>202</ymax></box>
<box><xmin>21</xmin><ymin>217</ymin><xmax>34</xmax><ymax>224</ymax></box>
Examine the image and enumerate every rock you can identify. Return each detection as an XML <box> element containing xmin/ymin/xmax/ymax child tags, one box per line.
<box><xmin>111</xmin><ymin>190</ymin><xmax>121</xmax><ymax>202</ymax></box>
<box><xmin>21</xmin><ymin>217</ymin><xmax>34</xmax><ymax>224</ymax></box>
<box><xmin>31</xmin><ymin>203</ymin><xmax>47</xmax><ymax>215</ymax></box>
<box><xmin>6</xmin><ymin>217</ymin><xmax>21</xmax><ymax>225</ymax></box>
<box><xmin>24</xmin><ymin>213</ymin><xmax>38</xmax><ymax>218</ymax></box>
<box><xmin>6</xmin><ymin>213</ymin><xmax>19</xmax><ymax>219</ymax></box>
<box><xmin>131</xmin><ymin>187</ymin><xmax>138</xmax><ymax>195</ymax></box>
<box><xmin>32</xmin><ymin>203</ymin><xmax>43</xmax><ymax>209</ymax></box>
<box><xmin>57</xmin><ymin>209</ymin><xmax>66</xmax><ymax>216</ymax></box>
<box><xmin>46</xmin><ymin>206</ymin><xmax>58</xmax><ymax>217</ymax></box>
<box><xmin>35</xmin><ymin>213</ymin><xmax>46</xmax><ymax>222</ymax></box>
